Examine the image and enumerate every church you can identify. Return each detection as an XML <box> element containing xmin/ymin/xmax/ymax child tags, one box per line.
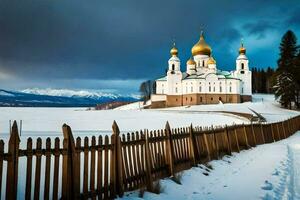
<box><xmin>150</xmin><ymin>32</ymin><xmax>252</xmax><ymax>108</ymax></box>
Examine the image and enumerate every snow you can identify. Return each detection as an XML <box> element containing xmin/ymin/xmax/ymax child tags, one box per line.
<box><xmin>0</xmin><ymin>107</ymin><xmax>247</xmax><ymax>141</ymax></box>
<box><xmin>0</xmin><ymin>93</ymin><xmax>299</xmax><ymax>199</ymax></box>
<box><xmin>118</xmin><ymin>94</ymin><xmax>299</xmax><ymax>122</ymax></box>
<box><xmin>119</xmin><ymin>132</ymin><xmax>300</xmax><ymax>200</ymax></box>
<box><xmin>21</xmin><ymin>88</ymin><xmax>139</xmax><ymax>99</ymax></box>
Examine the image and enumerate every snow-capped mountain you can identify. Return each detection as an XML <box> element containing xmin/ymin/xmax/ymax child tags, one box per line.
<box><xmin>0</xmin><ymin>88</ymin><xmax>139</xmax><ymax>107</ymax></box>
<box><xmin>21</xmin><ymin>88</ymin><xmax>139</xmax><ymax>99</ymax></box>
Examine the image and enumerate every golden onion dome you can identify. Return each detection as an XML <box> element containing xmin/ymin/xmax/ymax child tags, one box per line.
<box><xmin>191</xmin><ymin>32</ymin><xmax>212</xmax><ymax>56</ymax></box>
<box><xmin>170</xmin><ymin>42</ymin><xmax>178</xmax><ymax>56</ymax></box>
<box><xmin>207</xmin><ymin>56</ymin><xmax>216</xmax><ymax>65</ymax></box>
<box><xmin>239</xmin><ymin>41</ymin><xmax>246</xmax><ymax>55</ymax></box>
<box><xmin>186</xmin><ymin>57</ymin><xmax>196</xmax><ymax>65</ymax></box>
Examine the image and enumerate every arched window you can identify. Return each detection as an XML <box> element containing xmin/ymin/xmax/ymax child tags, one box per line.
<box><xmin>175</xmin><ymin>87</ymin><xmax>178</xmax><ymax>93</ymax></box>
<box><xmin>241</xmin><ymin>63</ymin><xmax>244</xmax><ymax>69</ymax></box>
<box><xmin>213</xmin><ymin>87</ymin><xmax>215</xmax><ymax>92</ymax></box>
<box><xmin>229</xmin><ymin>86</ymin><xmax>232</xmax><ymax>93</ymax></box>
<box><xmin>199</xmin><ymin>86</ymin><xmax>202</xmax><ymax>92</ymax></box>
<box><xmin>191</xmin><ymin>87</ymin><xmax>193</xmax><ymax>92</ymax></box>
<box><xmin>209</xmin><ymin>86</ymin><xmax>211</xmax><ymax>92</ymax></box>
<box><xmin>172</xmin><ymin>64</ymin><xmax>175</xmax><ymax>71</ymax></box>
<box><xmin>202</xmin><ymin>60</ymin><xmax>205</xmax><ymax>66</ymax></box>
<box><xmin>220</xmin><ymin>86</ymin><xmax>222</xmax><ymax>92</ymax></box>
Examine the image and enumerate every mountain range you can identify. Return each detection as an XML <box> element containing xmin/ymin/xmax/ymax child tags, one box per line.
<box><xmin>0</xmin><ymin>88</ymin><xmax>139</xmax><ymax>107</ymax></box>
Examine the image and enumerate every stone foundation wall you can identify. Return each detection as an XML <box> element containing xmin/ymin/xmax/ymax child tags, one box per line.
<box><xmin>241</xmin><ymin>95</ymin><xmax>252</xmax><ymax>102</ymax></box>
<box><xmin>151</xmin><ymin>101</ymin><xmax>166</xmax><ymax>108</ymax></box>
<box><xmin>151</xmin><ymin>93</ymin><xmax>246</xmax><ymax>108</ymax></box>
<box><xmin>166</xmin><ymin>95</ymin><xmax>183</xmax><ymax>107</ymax></box>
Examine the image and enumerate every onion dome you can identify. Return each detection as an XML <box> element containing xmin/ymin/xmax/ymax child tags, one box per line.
<box><xmin>239</xmin><ymin>41</ymin><xmax>246</xmax><ymax>55</ymax></box>
<box><xmin>170</xmin><ymin>42</ymin><xmax>178</xmax><ymax>56</ymax></box>
<box><xmin>191</xmin><ymin>31</ymin><xmax>212</xmax><ymax>56</ymax></box>
<box><xmin>207</xmin><ymin>56</ymin><xmax>216</xmax><ymax>65</ymax></box>
<box><xmin>186</xmin><ymin>57</ymin><xmax>196</xmax><ymax>65</ymax></box>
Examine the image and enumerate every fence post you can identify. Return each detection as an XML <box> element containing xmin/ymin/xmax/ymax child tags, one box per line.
<box><xmin>225</xmin><ymin>125</ymin><xmax>232</xmax><ymax>155</ymax></box>
<box><xmin>233</xmin><ymin>125</ymin><xmax>240</xmax><ymax>152</ymax></box>
<box><xmin>282</xmin><ymin>121</ymin><xmax>287</xmax><ymax>138</ymax></box>
<box><xmin>189</xmin><ymin>124</ymin><xmax>197</xmax><ymax>166</ymax></box>
<box><xmin>6</xmin><ymin>121</ymin><xmax>20</xmax><ymax>200</ymax></box>
<box><xmin>62</xmin><ymin>124</ymin><xmax>78</xmax><ymax>200</ymax></box>
<box><xmin>165</xmin><ymin>121</ymin><xmax>175</xmax><ymax>177</ymax></box>
<box><xmin>250</xmin><ymin>123</ymin><xmax>257</xmax><ymax>146</ymax></box>
<box><xmin>144</xmin><ymin>131</ymin><xmax>153</xmax><ymax>192</ymax></box>
<box><xmin>260</xmin><ymin>123</ymin><xmax>265</xmax><ymax>144</ymax></box>
<box><xmin>270</xmin><ymin>123</ymin><xmax>275</xmax><ymax>142</ymax></box>
<box><xmin>242</xmin><ymin>124</ymin><xmax>249</xmax><ymax>148</ymax></box>
<box><xmin>202</xmin><ymin>130</ymin><xmax>211</xmax><ymax>161</ymax></box>
<box><xmin>212</xmin><ymin>126</ymin><xmax>220</xmax><ymax>158</ymax></box>
<box><xmin>112</xmin><ymin>121</ymin><xmax>124</xmax><ymax>197</ymax></box>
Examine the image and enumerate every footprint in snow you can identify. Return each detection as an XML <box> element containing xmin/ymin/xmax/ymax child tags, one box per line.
<box><xmin>261</xmin><ymin>180</ymin><xmax>273</xmax><ymax>190</ymax></box>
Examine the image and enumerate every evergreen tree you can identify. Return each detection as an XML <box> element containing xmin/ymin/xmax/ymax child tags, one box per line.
<box><xmin>294</xmin><ymin>51</ymin><xmax>300</xmax><ymax>108</ymax></box>
<box><xmin>274</xmin><ymin>72</ymin><xmax>295</xmax><ymax>109</ymax></box>
<box><xmin>277</xmin><ymin>30</ymin><xmax>298</xmax><ymax>72</ymax></box>
<box><xmin>275</xmin><ymin>30</ymin><xmax>298</xmax><ymax>108</ymax></box>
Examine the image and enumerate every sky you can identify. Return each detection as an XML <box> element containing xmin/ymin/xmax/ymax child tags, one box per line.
<box><xmin>0</xmin><ymin>0</ymin><xmax>299</xmax><ymax>94</ymax></box>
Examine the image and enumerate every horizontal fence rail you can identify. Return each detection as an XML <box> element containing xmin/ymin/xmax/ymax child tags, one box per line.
<box><xmin>0</xmin><ymin>116</ymin><xmax>299</xmax><ymax>199</ymax></box>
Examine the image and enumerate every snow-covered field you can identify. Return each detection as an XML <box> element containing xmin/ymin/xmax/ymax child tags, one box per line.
<box><xmin>120</xmin><ymin>131</ymin><xmax>300</xmax><ymax>200</ymax></box>
<box><xmin>0</xmin><ymin>94</ymin><xmax>299</xmax><ymax>199</ymax></box>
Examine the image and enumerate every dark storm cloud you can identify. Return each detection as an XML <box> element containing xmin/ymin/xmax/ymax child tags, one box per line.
<box><xmin>243</xmin><ymin>21</ymin><xmax>277</xmax><ymax>39</ymax></box>
<box><xmin>0</xmin><ymin>0</ymin><xmax>299</xmax><ymax>92</ymax></box>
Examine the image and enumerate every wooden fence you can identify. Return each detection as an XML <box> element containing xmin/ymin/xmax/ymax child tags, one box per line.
<box><xmin>0</xmin><ymin>116</ymin><xmax>299</xmax><ymax>200</ymax></box>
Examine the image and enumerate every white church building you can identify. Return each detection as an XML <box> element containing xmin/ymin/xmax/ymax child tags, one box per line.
<box><xmin>150</xmin><ymin>32</ymin><xmax>252</xmax><ymax>108</ymax></box>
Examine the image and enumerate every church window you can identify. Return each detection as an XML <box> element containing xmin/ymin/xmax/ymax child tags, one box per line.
<box><xmin>191</xmin><ymin>87</ymin><xmax>193</xmax><ymax>92</ymax></box>
<box><xmin>241</xmin><ymin>63</ymin><xmax>244</xmax><ymax>69</ymax></box>
<box><xmin>242</xmin><ymin>88</ymin><xmax>244</xmax><ymax>93</ymax></box>
<box><xmin>190</xmin><ymin>97</ymin><xmax>193</xmax><ymax>101</ymax></box>
<box><xmin>229</xmin><ymin>86</ymin><xmax>232</xmax><ymax>93</ymax></box>
<box><xmin>199</xmin><ymin>86</ymin><xmax>202</xmax><ymax>92</ymax></box>
<box><xmin>175</xmin><ymin>87</ymin><xmax>178</xmax><ymax>93</ymax></box>
<box><xmin>162</xmin><ymin>89</ymin><xmax>164</xmax><ymax>94</ymax></box>
<box><xmin>200</xmin><ymin>97</ymin><xmax>203</xmax><ymax>102</ymax></box>
<box><xmin>209</xmin><ymin>86</ymin><xmax>211</xmax><ymax>92</ymax></box>
<box><xmin>202</xmin><ymin>60</ymin><xmax>205</xmax><ymax>66</ymax></box>
<box><xmin>213</xmin><ymin>87</ymin><xmax>215</xmax><ymax>92</ymax></box>
<box><xmin>172</xmin><ymin>64</ymin><xmax>175</xmax><ymax>71</ymax></box>
<box><xmin>241</xmin><ymin>71</ymin><xmax>245</xmax><ymax>74</ymax></box>
<box><xmin>186</xmin><ymin>87</ymin><xmax>188</xmax><ymax>93</ymax></box>
<box><xmin>220</xmin><ymin>86</ymin><xmax>222</xmax><ymax>92</ymax></box>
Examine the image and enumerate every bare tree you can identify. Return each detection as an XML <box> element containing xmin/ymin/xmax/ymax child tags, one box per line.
<box><xmin>139</xmin><ymin>80</ymin><xmax>154</xmax><ymax>103</ymax></box>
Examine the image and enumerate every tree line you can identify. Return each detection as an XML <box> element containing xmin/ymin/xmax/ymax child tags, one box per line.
<box><xmin>252</xmin><ymin>67</ymin><xmax>275</xmax><ymax>94</ymax></box>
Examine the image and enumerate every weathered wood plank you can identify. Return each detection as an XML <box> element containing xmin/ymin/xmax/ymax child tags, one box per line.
<box><xmin>25</xmin><ymin>138</ymin><xmax>33</xmax><ymax>200</ymax></box>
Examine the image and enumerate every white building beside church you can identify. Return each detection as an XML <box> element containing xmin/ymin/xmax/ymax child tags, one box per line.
<box><xmin>150</xmin><ymin>32</ymin><xmax>252</xmax><ymax>108</ymax></box>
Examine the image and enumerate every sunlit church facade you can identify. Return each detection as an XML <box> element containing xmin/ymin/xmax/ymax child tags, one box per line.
<box><xmin>150</xmin><ymin>32</ymin><xmax>252</xmax><ymax>108</ymax></box>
